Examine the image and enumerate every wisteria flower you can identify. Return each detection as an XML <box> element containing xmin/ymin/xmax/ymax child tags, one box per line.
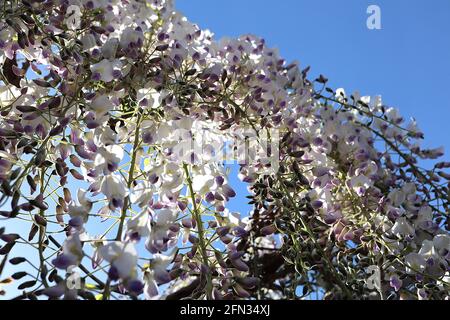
<box><xmin>90</xmin><ymin>59</ymin><xmax>122</xmax><ymax>82</ymax></box>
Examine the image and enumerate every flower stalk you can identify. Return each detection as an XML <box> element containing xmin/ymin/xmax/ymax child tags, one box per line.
<box><xmin>183</xmin><ymin>162</ymin><xmax>213</xmax><ymax>300</ymax></box>
<box><xmin>116</xmin><ymin>112</ymin><xmax>143</xmax><ymax>241</ymax></box>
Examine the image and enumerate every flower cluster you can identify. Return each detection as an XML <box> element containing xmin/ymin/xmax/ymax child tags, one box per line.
<box><xmin>0</xmin><ymin>0</ymin><xmax>449</xmax><ymax>300</ymax></box>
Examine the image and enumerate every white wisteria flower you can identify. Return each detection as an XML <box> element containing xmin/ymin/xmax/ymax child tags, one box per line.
<box><xmin>143</xmin><ymin>251</ymin><xmax>175</xmax><ymax>299</ymax></box>
<box><xmin>405</xmin><ymin>252</ymin><xmax>427</xmax><ymax>274</ymax></box>
<box><xmin>99</xmin><ymin>241</ymin><xmax>138</xmax><ymax>280</ymax></box>
<box><xmin>90</xmin><ymin>59</ymin><xmax>122</xmax><ymax>82</ymax></box>
<box><xmin>101</xmin><ymin>174</ymin><xmax>128</xmax><ymax>209</ymax></box>
<box><xmin>94</xmin><ymin>144</ymin><xmax>124</xmax><ymax>174</ymax></box>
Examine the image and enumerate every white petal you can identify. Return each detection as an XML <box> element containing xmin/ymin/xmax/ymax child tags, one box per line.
<box><xmin>405</xmin><ymin>253</ymin><xmax>426</xmax><ymax>274</ymax></box>
<box><xmin>192</xmin><ymin>174</ymin><xmax>214</xmax><ymax>194</ymax></box>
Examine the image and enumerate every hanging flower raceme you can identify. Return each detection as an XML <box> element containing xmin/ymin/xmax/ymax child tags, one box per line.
<box><xmin>0</xmin><ymin>0</ymin><xmax>449</xmax><ymax>301</ymax></box>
